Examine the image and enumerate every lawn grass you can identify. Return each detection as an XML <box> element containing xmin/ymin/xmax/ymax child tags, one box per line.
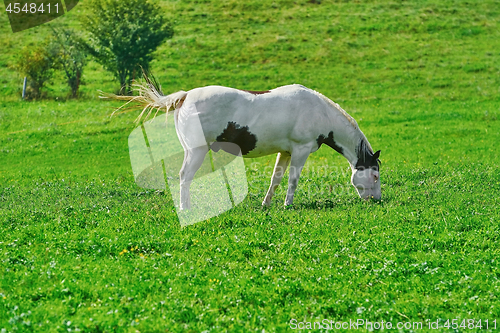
<box><xmin>1</xmin><ymin>0</ymin><xmax>500</xmax><ymax>332</ymax></box>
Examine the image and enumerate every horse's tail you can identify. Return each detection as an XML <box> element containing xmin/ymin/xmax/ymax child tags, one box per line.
<box><xmin>103</xmin><ymin>69</ymin><xmax>187</xmax><ymax>123</ymax></box>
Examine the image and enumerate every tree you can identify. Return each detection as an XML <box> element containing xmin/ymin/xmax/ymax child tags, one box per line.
<box><xmin>51</xmin><ymin>28</ymin><xmax>87</xmax><ymax>98</ymax></box>
<box><xmin>14</xmin><ymin>42</ymin><xmax>58</xmax><ymax>99</ymax></box>
<box><xmin>81</xmin><ymin>0</ymin><xmax>173</xmax><ymax>94</ymax></box>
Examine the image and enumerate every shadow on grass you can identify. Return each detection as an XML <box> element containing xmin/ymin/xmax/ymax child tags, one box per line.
<box><xmin>295</xmin><ymin>196</ymin><xmax>389</xmax><ymax>210</ymax></box>
<box><xmin>295</xmin><ymin>199</ymin><xmax>338</xmax><ymax>210</ymax></box>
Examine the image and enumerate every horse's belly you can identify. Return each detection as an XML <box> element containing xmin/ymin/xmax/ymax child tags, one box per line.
<box><xmin>199</xmin><ymin>115</ymin><xmax>295</xmax><ymax>158</ymax></box>
<box><xmin>210</xmin><ymin>130</ymin><xmax>290</xmax><ymax>158</ymax></box>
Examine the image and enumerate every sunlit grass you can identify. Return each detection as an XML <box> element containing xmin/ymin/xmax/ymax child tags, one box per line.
<box><xmin>1</xmin><ymin>0</ymin><xmax>500</xmax><ymax>331</ymax></box>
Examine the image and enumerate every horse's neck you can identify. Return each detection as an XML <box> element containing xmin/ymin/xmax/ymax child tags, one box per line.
<box><xmin>324</xmin><ymin>105</ymin><xmax>367</xmax><ymax>168</ymax></box>
<box><xmin>338</xmin><ymin>129</ymin><xmax>364</xmax><ymax>169</ymax></box>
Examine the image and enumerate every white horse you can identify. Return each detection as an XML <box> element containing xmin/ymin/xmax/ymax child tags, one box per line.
<box><xmin>112</xmin><ymin>73</ymin><xmax>381</xmax><ymax>210</ymax></box>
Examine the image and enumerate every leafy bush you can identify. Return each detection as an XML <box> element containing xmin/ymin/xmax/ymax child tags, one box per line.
<box><xmin>50</xmin><ymin>28</ymin><xmax>87</xmax><ymax>98</ymax></box>
<box><xmin>14</xmin><ymin>42</ymin><xmax>58</xmax><ymax>99</ymax></box>
<box><xmin>81</xmin><ymin>0</ymin><xmax>174</xmax><ymax>95</ymax></box>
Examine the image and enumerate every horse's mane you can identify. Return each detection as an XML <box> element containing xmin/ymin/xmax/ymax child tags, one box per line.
<box><xmin>314</xmin><ymin>91</ymin><xmax>359</xmax><ymax>130</ymax></box>
<box><xmin>355</xmin><ymin>138</ymin><xmax>380</xmax><ymax>170</ymax></box>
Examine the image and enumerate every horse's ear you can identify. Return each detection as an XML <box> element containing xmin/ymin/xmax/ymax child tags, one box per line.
<box><xmin>373</xmin><ymin>150</ymin><xmax>381</xmax><ymax>159</ymax></box>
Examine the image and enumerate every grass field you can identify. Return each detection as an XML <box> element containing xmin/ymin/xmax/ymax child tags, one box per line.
<box><xmin>1</xmin><ymin>0</ymin><xmax>500</xmax><ymax>332</ymax></box>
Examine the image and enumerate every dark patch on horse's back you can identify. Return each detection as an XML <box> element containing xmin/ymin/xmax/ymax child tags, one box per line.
<box><xmin>240</xmin><ymin>89</ymin><xmax>271</xmax><ymax>95</ymax></box>
<box><xmin>355</xmin><ymin>139</ymin><xmax>380</xmax><ymax>171</ymax></box>
<box><xmin>317</xmin><ymin>131</ymin><xmax>344</xmax><ymax>155</ymax></box>
<box><xmin>213</xmin><ymin>122</ymin><xmax>257</xmax><ymax>156</ymax></box>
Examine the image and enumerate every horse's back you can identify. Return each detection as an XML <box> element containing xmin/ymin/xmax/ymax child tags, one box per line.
<box><xmin>185</xmin><ymin>84</ymin><xmax>311</xmax><ymax>103</ymax></box>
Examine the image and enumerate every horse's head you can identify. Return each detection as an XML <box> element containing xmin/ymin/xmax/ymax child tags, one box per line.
<box><xmin>351</xmin><ymin>149</ymin><xmax>381</xmax><ymax>201</ymax></box>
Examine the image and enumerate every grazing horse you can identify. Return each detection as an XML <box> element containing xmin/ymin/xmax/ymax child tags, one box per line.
<box><xmin>112</xmin><ymin>74</ymin><xmax>381</xmax><ymax>210</ymax></box>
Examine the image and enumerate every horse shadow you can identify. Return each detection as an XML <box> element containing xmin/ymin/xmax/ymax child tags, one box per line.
<box><xmin>294</xmin><ymin>197</ymin><xmax>389</xmax><ymax>210</ymax></box>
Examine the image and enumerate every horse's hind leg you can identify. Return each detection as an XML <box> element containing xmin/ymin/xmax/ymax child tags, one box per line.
<box><xmin>262</xmin><ymin>152</ymin><xmax>291</xmax><ymax>206</ymax></box>
<box><xmin>179</xmin><ymin>146</ymin><xmax>208</xmax><ymax>210</ymax></box>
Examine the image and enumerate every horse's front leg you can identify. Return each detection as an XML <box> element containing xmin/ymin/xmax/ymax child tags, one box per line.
<box><xmin>285</xmin><ymin>145</ymin><xmax>312</xmax><ymax>207</ymax></box>
<box><xmin>262</xmin><ymin>152</ymin><xmax>291</xmax><ymax>206</ymax></box>
<box><xmin>179</xmin><ymin>146</ymin><xmax>208</xmax><ymax>210</ymax></box>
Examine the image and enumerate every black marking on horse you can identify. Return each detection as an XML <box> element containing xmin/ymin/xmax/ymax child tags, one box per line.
<box><xmin>355</xmin><ymin>139</ymin><xmax>380</xmax><ymax>171</ymax></box>
<box><xmin>213</xmin><ymin>122</ymin><xmax>257</xmax><ymax>156</ymax></box>
<box><xmin>317</xmin><ymin>131</ymin><xmax>344</xmax><ymax>155</ymax></box>
<box><xmin>241</xmin><ymin>89</ymin><xmax>271</xmax><ymax>95</ymax></box>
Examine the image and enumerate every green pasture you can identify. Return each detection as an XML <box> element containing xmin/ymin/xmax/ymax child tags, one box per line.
<box><xmin>1</xmin><ymin>0</ymin><xmax>500</xmax><ymax>331</ymax></box>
